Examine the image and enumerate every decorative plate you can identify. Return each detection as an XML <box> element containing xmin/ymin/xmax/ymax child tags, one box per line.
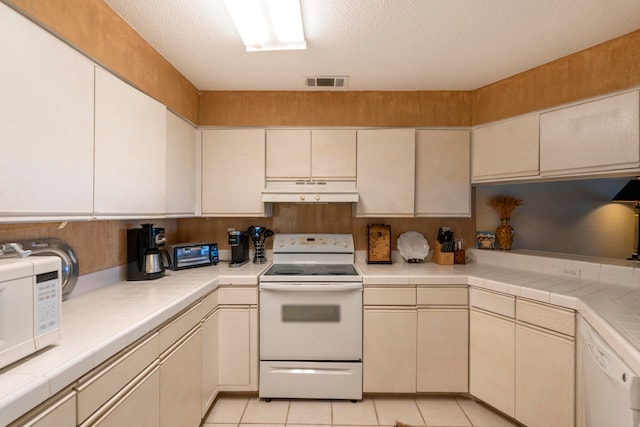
<box><xmin>397</xmin><ymin>231</ymin><xmax>429</xmax><ymax>263</ymax></box>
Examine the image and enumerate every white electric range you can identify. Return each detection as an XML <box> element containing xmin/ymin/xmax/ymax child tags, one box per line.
<box><xmin>259</xmin><ymin>233</ymin><xmax>363</xmax><ymax>401</ymax></box>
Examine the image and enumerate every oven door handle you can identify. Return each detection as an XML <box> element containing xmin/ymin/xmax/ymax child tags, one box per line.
<box><xmin>259</xmin><ymin>283</ymin><xmax>362</xmax><ymax>292</ymax></box>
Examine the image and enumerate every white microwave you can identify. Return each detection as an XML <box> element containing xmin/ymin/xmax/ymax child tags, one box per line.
<box><xmin>0</xmin><ymin>256</ymin><xmax>62</xmax><ymax>369</ymax></box>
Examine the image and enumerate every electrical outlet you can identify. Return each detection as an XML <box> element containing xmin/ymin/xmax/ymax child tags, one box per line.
<box><xmin>562</xmin><ymin>268</ymin><xmax>578</xmax><ymax>277</ymax></box>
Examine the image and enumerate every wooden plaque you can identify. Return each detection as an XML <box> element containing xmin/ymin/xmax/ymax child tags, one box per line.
<box><xmin>367</xmin><ymin>224</ymin><xmax>392</xmax><ymax>264</ymax></box>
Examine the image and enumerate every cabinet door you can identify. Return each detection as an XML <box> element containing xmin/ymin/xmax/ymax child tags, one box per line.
<box><xmin>94</xmin><ymin>67</ymin><xmax>167</xmax><ymax>217</ymax></box>
<box><xmin>363</xmin><ymin>308</ymin><xmax>417</xmax><ymax>393</ymax></box>
<box><xmin>11</xmin><ymin>391</ymin><xmax>76</xmax><ymax>427</ymax></box>
<box><xmin>515</xmin><ymin>324</ymin><xmax>575</xmax><ymax>427</ymax></box>
<box><xmin>266</xmin><ymin>130</ymin><xmax>311</xmax><ymax>179</ymax></box>
<box><xmin>166</xmin><ymin>111</ymin><xmax>196</xmax><ymax>216</ymax></box>
<box><xmin>160</xmin><ymin>327</ymin><xmax>202</xmax><ymax>427</ymax></box>
<box><xmin>311</xmin><ymin>130</ymin><xmax>357</xmax><ymax>179</ymax></box>
<box><xmin>201</xmin><ymin>309</ymin><xmax>219</xmax><ymax>416</ymax></box>
<box><xmin>540</xmin><ymin>91</ymin><xmax>640</xmax><ymax>176</ymax></box>
<box><xmin>415</xmin><ymin>130</ymin><xmax>470</xmax><ymax>217</ymax></box>
<box><xmin>471</xmin><ymin>114</ymin><xmax>539</xmax><ymax>182</ymax></box>
<box><xmin>0</xmin><ymin>3</ymin><xmax>94</xmax><ymax>219</ymax></box>
<box><xmin>202</xmin><ymin>129</ymin><xmax>266</xmax><ymax>216</ymax></box>
<box><xmin>356</xmin><ymin>129</ymin><xmax>415</xmax><ymax>217</ymax></box>
<box><xmin>86</xmin><ymin>366</ymin><xmax>160</xmax><ymax>427</ymax></box>
<box><xmin>417</xmin><ymin>308</ymin><xmax>468</xmax><ymax>393</ymax></box>
<box><xmin>218</xmin><ymin>307</ymin><xmax>251</xmax><ymax>388</ymax></box>
<box><xmin>469</xmin><ymin>309</ymin><xmax>515</xmax><ymax>417</ymax></box>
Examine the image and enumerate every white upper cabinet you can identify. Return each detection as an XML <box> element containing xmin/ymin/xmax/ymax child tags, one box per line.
<box><xmin>0</xmin><ymin>3</ymin><xmax>94</xmax><ymax>220</ymax></box>
<box><xmin>202</xmin><ymin>129</ymin><xmax>266</xmax><ymax>216</ymax></box>
<box><xmin>94</xmin><ymin>67</ymin><xmax>167</xmax><ymax>217</ymax></box>
<box><xmin>356</xmin><ymin>129</ymin><xmax>415</xmax><ymax>217</ymax></box>
<box><xmin>415</xmin><ymin>129</ymin><xmax>470</xmax><ymax>217</ymax></box>
<box><xmin>471</xmin><ymin>113</ymin><xmax>540</xmax><ymax>183</ymax></box>
<box><xmin>266</xmin><ymin>129</ymin><xmax>356</xmax><ymax>180</ymax></box>
<box><xmin>266</xmin><ymin>130</ymin><xmax>310</xmax><ymax>179</ymax></box>
<box><xmin>540</xmin><ymin>90</ymin><xmax>640</xmax><ymax>176</ymax></box>
<box><xmin>311</xmin><ymin>130</ymin><xmax>357</xmax><ymax>179</ymax></box>
<box><xmin>165</xmin><ymin>111</ymin><xmax>196</xmax><ymax>217</ymax></box>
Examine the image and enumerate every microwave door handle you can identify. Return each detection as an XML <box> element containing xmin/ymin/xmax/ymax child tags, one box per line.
<box><xmin>259</xmin><ymin>283</ymin><xmax>361</xmax><ymax>292</ymax></box>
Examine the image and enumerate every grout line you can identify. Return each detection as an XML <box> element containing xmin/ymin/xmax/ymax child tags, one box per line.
<box><xmin>412</xmin><ymin>395</ymin><xmax>427</xmax><ymax>426</ymax></box>
<box><xmin>454</xmin><ymin>397</ymin><xmax>475</xmax><ymax>427</ymax></box>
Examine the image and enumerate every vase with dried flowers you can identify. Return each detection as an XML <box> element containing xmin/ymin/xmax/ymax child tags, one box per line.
<box><xmin>487</xmin><ymin>195</ymin><xmax>523</xmax><ymax>250</ymax></box>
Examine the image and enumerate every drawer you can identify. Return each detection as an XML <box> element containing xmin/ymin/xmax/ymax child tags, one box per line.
<box><xmin>364</xmin><ymin>287</ymin><xmax>415</xmax><ymax>306</ymax></box>
<box><xmin>516</xmin><ymin>298</ymin><xmax>575</xmax><ymax>336</ymax></box>
<box><xmin>201</xmin><ymin>289</ymin><xmax>219</xmax><ymax>316</ymax></box>
<box><xmin>417</xmin><ymin>286</ymin><xmax>468</xmax><ymax>306</ymax></box>
<box><xmin>470</xmin><ymin>288</ymin><xmax>514</xmax><ymax>318</ymax></box>
<box><xmin>75</xmin><ymin>332</ymin><xmax>160</xmax><ymax>423</ymax></box>
<box><xmin>159</xmin><ymin>302</ymin><xmax>202</xmax><ymax>350</ymax></box>
<box><xmin>218</xmin><ymin>286</ymin><xmax>257</xmax><ymax>305</ymax></box>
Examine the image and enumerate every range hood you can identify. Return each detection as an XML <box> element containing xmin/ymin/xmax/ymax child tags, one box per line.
<box><xmin>262</xmin><ymin>180</ymin><xmax>358</xmax><ymax>203</ymax></box>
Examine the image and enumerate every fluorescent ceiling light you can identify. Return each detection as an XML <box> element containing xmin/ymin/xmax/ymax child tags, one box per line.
<box><xmin>223</xmin><ymin>0</ymin><xmax>306</xmax><ymax>52</ymax></box>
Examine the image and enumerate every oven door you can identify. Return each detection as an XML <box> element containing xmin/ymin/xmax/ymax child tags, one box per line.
<box><xmin>259</xmin><ymin>282</ymin><xmax>362</xmax><ymax>361</ymax></box>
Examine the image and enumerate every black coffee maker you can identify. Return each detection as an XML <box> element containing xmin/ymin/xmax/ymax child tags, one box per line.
<box><xmin>228</xmin><ymin>229</ymin><xmax>249</xmax><ymax>268</ymax></box>
<box><xmin>127</xmin><ymin>224</ymin><xmax>172</xmax><ymax>280</ymax></box>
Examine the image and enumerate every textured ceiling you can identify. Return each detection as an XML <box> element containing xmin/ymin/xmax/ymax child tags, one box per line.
<box><xmin>103</xmin><ymin>0</ymin><xmax>640</xmax><ymax>91</ymax></box>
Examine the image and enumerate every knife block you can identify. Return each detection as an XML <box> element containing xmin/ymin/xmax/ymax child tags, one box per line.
<box><xmin>432</xmin><ymin>242</ymin><xmax>454</xmax><ymax>265</ymax></box>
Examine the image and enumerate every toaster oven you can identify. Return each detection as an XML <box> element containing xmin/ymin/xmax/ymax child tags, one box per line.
<box><xmin>167</xmin><ymin>243</ymin><xmax>218</xmax><ymax>270</ymax></box>
<box><xmin>0</xmin><ymin>256</ymin><xmax>62</xmax><ymax>369</ymax></box>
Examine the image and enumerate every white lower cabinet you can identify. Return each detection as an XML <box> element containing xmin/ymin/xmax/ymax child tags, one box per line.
<box><xmin>82</xmin><ymin>365</ymin><xmax>160</xmax><ymax>427</ymax></box>
<box><xmin>201</xmin><ymin>292</ymin><xmax>219</xmax><ymax>417</ymax></box>
<box><xmin>469</xmin><ymin>308</ymin><xmax>515</xmax><ymax>417</ymax></box>
<box><xmin>217</xmin><ymin>287</ymin><xmax>259</xmax><ymax>391</ymax></box>
<box><xmin>363</xmin><ymin>308</ymin><xmax>417</xmax><ymax>393</ymax></box>
<box><xmin>416</xmin><ymin>286</ymin><xmax>469</xmax><ymax>393</ymax></box>
<box><xmin>515</xmin><ymin>299</ymin><xmax>575</xmax><ymax>427</ymax></box>
<box><xmin>8</xmin><ymin>391</ymin><xmax>76</xmax><ymax>427</ymax></box>
<box><xmin>159</xmin><ymin>326</ymin><xmax>202</xmax><ymax>427</ymax></box>
<box><xmin>363</xmin><ymin>285</ymin><xmax>417</xmax><ymax>394</ymax></box>
<box><xmin>470</xmin><ymin>288</ymin><xmax>576</xmax><ymax>425</ymax></box>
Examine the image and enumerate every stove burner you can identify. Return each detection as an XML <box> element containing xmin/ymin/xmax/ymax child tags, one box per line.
<box><xmin>275</xmin><ymin>268</ymin><xmax>305</xmax><ymax>275</ymax></box>
<box><xmin>264</xmin><ymin>264</ymin><xmax>358</xmax><ymax>277</ymax></box>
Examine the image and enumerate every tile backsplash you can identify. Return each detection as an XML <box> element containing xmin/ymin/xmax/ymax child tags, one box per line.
<box><xmin>469</xmin><ymin>248</ymin><xmax>640</xmax><ymax>287</ymax></box>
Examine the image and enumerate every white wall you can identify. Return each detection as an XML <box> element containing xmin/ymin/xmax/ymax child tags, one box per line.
<box><xmin>475</xmin><ymin>177</ymin><xmax>636</xmax><ymax>260</ymax></box>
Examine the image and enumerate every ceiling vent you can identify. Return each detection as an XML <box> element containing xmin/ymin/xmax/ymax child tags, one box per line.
<box><xmin>304</xmin><ymin>76</ymin><xmax>349</xmax><ymax>89</ymax></box>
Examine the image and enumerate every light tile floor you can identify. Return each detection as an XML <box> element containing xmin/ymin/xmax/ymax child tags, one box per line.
<box><xmin>203</xmin><ymin>395</ymin><xmax>521</xmax><ymax>427</ymax></box>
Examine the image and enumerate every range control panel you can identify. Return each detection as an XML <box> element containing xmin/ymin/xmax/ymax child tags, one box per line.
<box><xmin>273</xmin><ymin>234</ymin><xmax>354</xmax><ymax>254</ymax></box>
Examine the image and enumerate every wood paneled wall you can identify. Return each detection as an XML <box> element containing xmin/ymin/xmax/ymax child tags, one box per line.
<box><xmin>199</xmin><ymin>91</ymin><xmax>472</xmax><ymax>127</ymax></box>
<box><xmin>473</xmin><ymin>29</ymin><xmax>640</xmax><ymax>125</ymax></box>
<box><xmin>5</xmin><ymin>0</ymin><xmax>199</xmax><ymax>124</ymax></box>
<box><xmin>0</xmin><ymin>219</ymin><xmax>177</xmax><ymax>274</ymax></box>
<box><xmin>177</xmin><ymin>198</ymin><xmax>476</xmax><ymax>256</ymax></box>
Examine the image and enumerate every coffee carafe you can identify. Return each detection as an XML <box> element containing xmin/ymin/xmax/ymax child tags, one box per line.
<box><xmin>228</xmin><ymin>229</ymin><xmax>249</xmax><ymax>268</ymax></box>
<box><xmin>127</xmin><ymin>224</ymin><xmax>172</xmax><ymax>280</ymax></box>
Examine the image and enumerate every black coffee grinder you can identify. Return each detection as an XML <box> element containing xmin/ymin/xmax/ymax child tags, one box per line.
<box><xmin>228</xmin><ymin>229</ymin><xmax>249</xmax><ymax>268</ymax></box>
<box><xmin>127</xmin><ymin>224</ymin><xmax>172</xmax><ymax>280</ymax></box>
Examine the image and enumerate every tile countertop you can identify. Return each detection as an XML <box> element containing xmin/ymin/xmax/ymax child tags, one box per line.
<box><xmin>0</xmin><ymin>261</ymin><xmax>270</xmax><ymax>426</ymax></box>
<box><xmin>3</xmin><ymin>249</ymin><xmax>640</xmax><ymax>424</ymax></box>
<box><xmin>358</xmin><ymin>248</ymin><xmax>640</xmax><ymax>377</ymax></box>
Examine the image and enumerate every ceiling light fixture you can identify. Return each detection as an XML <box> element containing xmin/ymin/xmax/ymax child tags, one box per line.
<box><xmin>223</xmin><ymin>0</ymin><xmax>306</xmax><ymax>52</ymax></box>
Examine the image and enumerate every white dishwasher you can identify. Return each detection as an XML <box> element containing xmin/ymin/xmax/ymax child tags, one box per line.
<box><xmin>577</xmin><ymin>315</ymin><xmax>640</xmax><ymax>427</ymax></box>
